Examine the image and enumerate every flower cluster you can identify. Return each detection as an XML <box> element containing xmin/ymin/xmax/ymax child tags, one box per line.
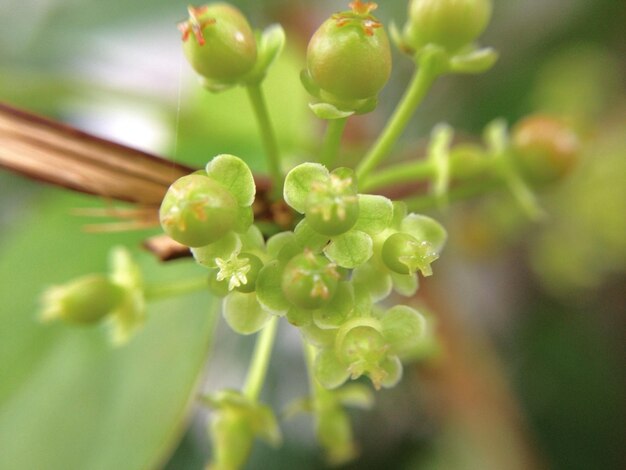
<box><xmin>159</xmin><ymin>156</ymin><xmax>445</xmax><ymax>391</ymax></box>
<box><xmin>34</xmin><ymin>1</ymin><xmax>582</xmax><ymax>468</ymax></box>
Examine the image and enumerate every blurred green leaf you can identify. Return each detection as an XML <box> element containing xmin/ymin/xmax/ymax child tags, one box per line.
<box><xmin>0</xmin><ymin>189</ymin><xmax>217</xmax><ymax>470</ymax></box>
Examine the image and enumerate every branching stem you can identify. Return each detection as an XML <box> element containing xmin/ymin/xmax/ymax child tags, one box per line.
<box><xmin>356</xmin><ymin>59</ymin><xmax>440</xmax><ymax>181</ymax></box>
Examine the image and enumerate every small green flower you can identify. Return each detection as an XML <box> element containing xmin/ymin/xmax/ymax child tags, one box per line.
<box><xmin>215</xmin><ymin>251</ymin><xmax>263</xmax><ymax>293</ymax></box>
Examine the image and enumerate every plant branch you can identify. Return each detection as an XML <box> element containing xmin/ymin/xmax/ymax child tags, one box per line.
<box><xmin>243</xmin><ymin>316</ymin><xmax>279</xmax><ymax>400</ymax></box>
<box><xmin>356</xmin><ymin>57</ymin><xmax>440</xmax><ymax>181</ymax></box>
<box><xmin>246</xmin><ymin>84</ymin><xmax>283</xmax><ymax>198</ymax></box>
<box><xmin>320</xmin><ymin>117</ymin><xmax>348</xmax><ymax>169</ymax></box>
<box><xmin>143</xmin><ymin>276</ymin><xmax>208</xmax><ymax>300</ymax></box>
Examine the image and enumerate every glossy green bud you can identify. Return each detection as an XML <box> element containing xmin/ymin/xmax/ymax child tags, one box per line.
<box><xmin>281</xmin><ymin>251</ymin><xmax>340</xmax><ymax>309</ymax></box>
<box><xmin>305</xmin><ymin>168</ymin><xmax>359</xmax><ymax>236</ymax></box>
<box><xmin>512</xmin><ymin>114</ymin><xmax>580</xmax><ymax>184</ymax></box>
<box><xmin>405</xmin><ymin>0</ymin><xmax>492</xmax><ymax>53</ymax></box>
<box><xmin>179</xmin><ymin>3</ymin><xmax>257</xmax><ymax>84</ymax></box>
<box><xmin>210</xmin><ymin>407</ymin><xmax>254</xmax><ymax>470</ymax></box>
<box><xmin>41</xmin><ymin>274</ymin><xmax>123</xmax><ymax>325</ymax></box>
<box><xmin>317</xmin><ymin>408</ymin><xmax>357</xmax><ymax>465</ymax></box>
<box><xmin>160</xmin><ymin>174</ymin><xmax>238</xmax><ymax>247</ymax></box>
<box><xmin>381</xmin><ymin>232</ymin><xmax>439</xmax><ymax>276</ymax></box>
<box><xmin>306</xmin><ymin>1</ymin><xmax>391</xmax><ymax>101</ymax></box>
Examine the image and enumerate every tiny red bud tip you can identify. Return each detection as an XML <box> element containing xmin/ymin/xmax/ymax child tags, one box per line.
<box><xmin>179</xmin><ymin>5</ymin><xmax>216</xmax><ymax>45</ymax></box>
<box><xmin>349</xmin><ymin>0</ymin><xmax>378</xmax><ymax>16</ymax></box>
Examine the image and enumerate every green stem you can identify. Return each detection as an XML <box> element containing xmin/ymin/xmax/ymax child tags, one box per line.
<box><xmin>246</xmin><ymin>84</ymin><xmax>283</xmax><ymax>198</ymax></box>
<box><xmin>320</xmin><ymin>117</ymin><xmax>348</xmax><ymax>169</ymax></box>
<box><xmin>243</xmin><ymin>316</ymin><xmax>279</xmax><ymax>400</ymax></box>
<box><xmin>494</xmin><ymin>157</ymin><xmax>546</xmax><ymax>221</ymax></box>
<box><xmin>405</xmin><ymin>179</ymin><xmax>502</xmax><ymax>211</ymax></box>
<box><xmin>143</xmin><ymin>276</ymin><xmax>208</xmax><ymax>301</ymax></box>
<box><xmin>304</xmin><ymin>342</ymin><xmax>332</xmax><ymax>412</ymax></box>
<box><xmin>361</xmin><ymin>159</ymin><xmax>436</xmax><ymax>192</ymax></box>
<box><xmin>356</xmin><ymin>60</ymin><xmax>439</xmax><ymax>181</ymax></box>
<box><xmin>360</xmin><ymin>146</ymin><xmax>494</xmax><ymax>193</ymax></box>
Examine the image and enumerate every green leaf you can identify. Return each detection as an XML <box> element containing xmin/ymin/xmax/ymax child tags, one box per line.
<box><xmin>352</xmin><ymin>262</ymin><xmax>392</xmax><ymax>302</ymax></box>
<box><xmin>283</xmin><ymin>163</ymin><xmax>328</xmax><ymax>213</ymax></box>
<box><xmin>313</xmin><ymin>282</ymin><xmax>354</xmax><ymax>330</ymax></box>
<box><xmin>255</xmin><ymin>261</ymin><xmax>290</xmax><ymax>314</ymax></box>
<box><xmin>300</xmin><ymin>323</ymin><xmax>337</xmax><ymax>349</ymax></box>
<box><xmin>390</xmin><ymin>271</ymin><xmax>419</xmax><ymax>297</ymax></box>
<box><xmin>379</xmin><ymin>356</ymin><xmax>403</xmax><ymax>389</ymax></box>
<box><xmin>191</xmin><ymin>232</ymin><xmax>242</xmax><ymax>269</ymax></box>
<box><xmin>222</xmin><ymin>291</ymin><xmax>271</xmax><ymax>335</ymax></box>
<box><xmin>391</xmin><ymin>201</ymin><xmax>408</xmax><ymax>228</ymax></box>
<box><xmin>245</xmin><ymin>24</ymin><xmax>286</xmax><ymax>84</ymax></box>
<box><xmin>239</xmin><ymin>225</ymin><xmax>265</xmax><ymax>251</ymax></box>
<box><xmin>380</xmin><ymin>305</ymin><xmax>427</xmax><ymax>357</ymax></box>
<box><xmin>233</xmin><ymin>206</ymin><xmax>254</xmax><ymax>234</ymax></box>
<box><xmin>0</xmin><ymin>191</ymin><xmax>217</xmax><ymax>470</ymax></box>
<box><xmin>266</xmin><ymin>231</ymin><xmax>295</xmax><ymax>259</ymax></box>
<box><xmin>314</xmin><ymin>349</ymin><xmax>349</xmax><ymax>390</ymax></box>
<box><xmin>353</xmin><ymin>195</ymin><xmax>393</xmax><ymax>235</ymax></box>
<box><xmin>335</xmin><ymin>384</ymin><xmax>374</xmax><ymax>409</ymax></box>
<box><xmin>286</xmin><ymin>306</ymin><xmax>313</xmax><ymax>327</ymax></box>
<box><xmin>205</xmin><ymin>154</ymin><xmax>256</xmax><ymax>207</ymax></box>
<box><xmin>308</xmin><ymin>102</ymin><xmax>354</xmax><ymax>120</ymax></box>
<box><xmin>401</xmin><ymin>214</ymin><xmax>448</xmax><ymax>253</ymax></box>
<box><xmin>294</xmin><ymin>220</ymin><xmax>330</xmax><ymax>252</ymax></box>
<box><xmin>450</xmin><ymin>47</ymin><xmax>498</xmax><ymax>74</ymax></box>
<box><xmin>324</xmin><ymin>230</ymin><xmax>373</xmax><ymax>269</ymax></box>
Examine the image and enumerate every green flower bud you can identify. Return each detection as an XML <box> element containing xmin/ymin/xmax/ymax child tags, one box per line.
<box><xmin>210</xmin><ymin>407</ymin><xmax>254</xmax><ymax>470</ymax></box>
<box><xmin>512</xmin><ymin>114</ymin><xmax>580</xmax><ymax>184</ymax></box>
<box><xmin>305</xmin><ymin>168</ymin><xmax>359</xmax><ymax>236</ymax></box>
<box><xmin>207</xmin><ymin>391</ymin><xmax>281</xmax><ymax>470</ymax></box>
<box><xmin>404</xmin><ymin>0</ymin><xmax>492</xmax><ymax>53</ymax></box>
<box><xmin>160</xmin><ymin>174</ymin><xmax>238</xmax><ymax>248</ymax></box>
<box><xmin>317</xmin><ymin>408</ymin><xmax>358</xmax><ymax>465</ymax></box>
<box><xmin>281</xmin><ymin>251</ymin><xmax>340</xmax><ymax>310</ymax></box>
<box><xmin>40</xmin><ymin>274</ymin><xmax>123</xmax><ymax>325</ymax></box>
<box><xmin>178</xmin><ymin>4</ymin><xmax>257</xmax><ymax>84</ymax></box>
<box><xmin>381</xmin><ymin>232</ymin><xmax>439</xmax><ymax>276</ymax></box>
<box><xmin>306</xmin><ymin>1</ymin><xmax>391</xmax><ymax>102</ymax></box>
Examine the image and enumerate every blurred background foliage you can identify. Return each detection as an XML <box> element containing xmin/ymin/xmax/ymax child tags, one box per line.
<box><xmin>0</xmin><ymin>0</ymin><xmax>624</xmax><ymax>469</ymax></box>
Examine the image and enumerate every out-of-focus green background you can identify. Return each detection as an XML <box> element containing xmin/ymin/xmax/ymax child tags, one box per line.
<box><xmin>0</xmin><ymin>1</ymin><xmax>624</xmax><ymax>469</ymax></box>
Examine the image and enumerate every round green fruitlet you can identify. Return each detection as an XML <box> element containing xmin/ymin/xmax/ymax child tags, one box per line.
<box><xmin>382</xmin><ymin>232</ymin><xmax>438</xmax><ymax>275</ymax></box>
<box><xmin>306</xmin><ymin>1</ymin><xmax>391</xmax><ymax>101</ymax></box>
<box><xmin>160</xmin><ymin>174</ymin><xmax>238</xmax><ymax>247</ymax></box>
<box><xmin>305</xmin><ymin>168</ymin><xmax>359</xmax><ymax>237</ymax></box>
<box><xmin>179</xmin><ymin>3</ymin><xmax>257</xmax><ymax>83</ymax></box>
<box><xmin>281</xmin><ymin>252</ymin><xmax>340</xmax><ymax>310</ymax></box>
<box><xmin>512</xmin><ymin>114</ymin><xmax>580</xmax><ymax>184</ymax></box>
<box><xmin>41</xmin><ymin>274</ymin><xmax>123</xmax><ymax>325</ymax></box>
<box><xmin>405</xmin><ymin>0</ymin><xmax>492</xmax><ymax>53</ymax></box>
